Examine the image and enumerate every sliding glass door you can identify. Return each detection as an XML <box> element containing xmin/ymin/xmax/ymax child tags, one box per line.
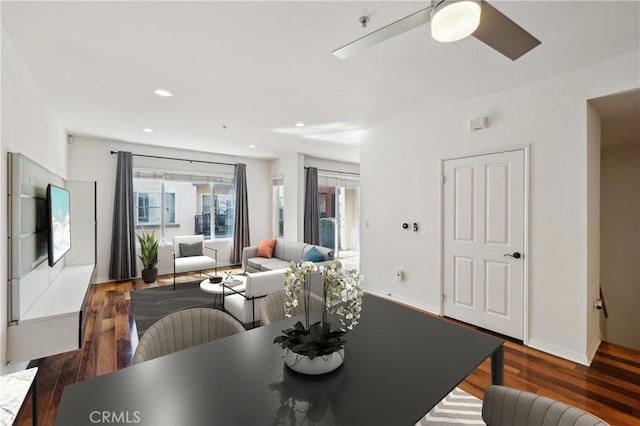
<box><xmin>318</xmin><ymin>176</ymin><xmax>359</xmax><ymax>260</ymax></box>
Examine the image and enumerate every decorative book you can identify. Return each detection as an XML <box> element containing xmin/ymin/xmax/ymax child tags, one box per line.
<box><xmin>224</xmin><ymin>279</ymin><xmax>243</xmax><ymax>287</ymax></box>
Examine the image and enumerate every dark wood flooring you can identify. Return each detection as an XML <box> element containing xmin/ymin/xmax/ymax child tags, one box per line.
<box><xmin>15</xmin><ymin>272</ymin><xmax>640</xmax><ymax>425</ymax></box>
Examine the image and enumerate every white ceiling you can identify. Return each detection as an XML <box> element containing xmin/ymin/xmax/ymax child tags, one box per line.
<box><xmin>2</xmin><ymin>1</ymin><xmax>639</xmax><ymax>163</ymax></box>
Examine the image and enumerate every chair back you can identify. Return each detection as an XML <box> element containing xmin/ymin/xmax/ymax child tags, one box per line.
<box><xmin>260</xmin><ymin>289</ymin><xmax>324</xmax><ymax>325</ymax></box>
<box><xmin>482</xmin><ymin>385</ymin><xmax>608</xmax><ymax>426</ymax></box>
<box><xmin>173</xmin><ymin>235</ymin><xmax>205</xmax><ymax>258</ymax></box>
<box><xmin>133</xmin><ymin>308</ymin><xmax>245</xmax><ymax>363</ymax></box>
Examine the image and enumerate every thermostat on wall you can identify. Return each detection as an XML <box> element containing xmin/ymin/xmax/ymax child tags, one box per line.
<box><xmin>470</xmin><ymin>117</ymin><xmax>488</xmax><ymax>131</ymax></box>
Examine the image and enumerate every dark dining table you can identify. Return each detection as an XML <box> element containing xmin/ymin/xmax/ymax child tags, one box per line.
<box><xmin>55</xmin><ymin>294</ymin><xmax>503</xmax><ymax>425</ymax></box>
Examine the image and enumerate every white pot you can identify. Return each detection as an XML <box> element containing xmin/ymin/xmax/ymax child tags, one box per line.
<box><xmin>284</xmin><ymin>349</ymin><xmax>344</xmax><ymax>375</ymax></box>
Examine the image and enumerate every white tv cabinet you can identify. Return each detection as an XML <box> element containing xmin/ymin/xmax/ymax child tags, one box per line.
<box><xmin>7</xmin><ymin>153</ymin><xmax>96</xmax><ymax>363</ymax></box>
<box><xmin>8</xmin><ymin>265</ymin><xmax>94</xmax><ymax>361</ymax></box>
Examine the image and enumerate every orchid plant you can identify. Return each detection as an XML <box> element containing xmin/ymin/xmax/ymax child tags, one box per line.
<box><xmin>274</xmin><ymin>261</ymin><xmax>364</xmax><ymax>359</ymax></box>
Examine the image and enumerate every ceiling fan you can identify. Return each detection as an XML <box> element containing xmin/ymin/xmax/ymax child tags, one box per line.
<box><xmin>332</xmin><ymin>0</ymin><xmax>541</xmax><ymax>61</ymax></box>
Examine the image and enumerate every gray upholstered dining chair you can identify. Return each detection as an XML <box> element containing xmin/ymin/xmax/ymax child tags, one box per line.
<box><xmin>133</xmin><ymin>308</ymin><xmax>245</xmax><ymax>364</ymax></box>
<box><xmin>259</xmin><ymin>289</ymin><xmax>324</xmax><ymax>325</ymax></box>
<box><xmin>482</xmin><ymin>385</ymin><xmax>608</xmax><ymax>426</ymax></box>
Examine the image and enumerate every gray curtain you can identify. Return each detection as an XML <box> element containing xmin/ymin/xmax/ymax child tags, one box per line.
<box><xmin>109</xmin><ymin>151</ymin><xmax>137</xmax><ymax>280</ymax></box>
<box><xmin>230</xmin><ymin>163</ymin><xmax>250</xmax><ymax>264</ymax></box>
<box><xmin>304</xmin><ymin>167</ymin><xmax>320</xmax><ymax>245</ymax></box>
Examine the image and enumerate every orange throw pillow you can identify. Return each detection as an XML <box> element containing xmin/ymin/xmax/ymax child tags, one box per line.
<box><xmin>256</xmin><ymin>238</ymin><xmax>277</xmax><ymax>258</ymax></box>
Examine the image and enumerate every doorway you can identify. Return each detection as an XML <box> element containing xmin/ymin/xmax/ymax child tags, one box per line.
<box><xmin>591</xmin><ymin>90</ymin><xmax>640</xmax><ymax>351</ymax></box>
<box><xmin>318</xmin><ymin>176</ymin><xmax>360</xmax><ymax>263</ymax></box>
<box><xmin>442</xmin><ymin>149</ymin><xmax>527</xmax><ymax>340</ymax></box>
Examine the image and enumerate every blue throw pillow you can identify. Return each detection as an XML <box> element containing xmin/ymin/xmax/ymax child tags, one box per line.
<box><xmin>303</xmin><ymin>246</ymin><xmax>325</xmax><ymax>262</ymax></box>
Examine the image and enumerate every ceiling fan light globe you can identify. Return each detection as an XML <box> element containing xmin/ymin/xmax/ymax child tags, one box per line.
<box><xmin>431</xmin><ymin>1</ymin><xmax>481</xmax><ymax>43</ymax></box>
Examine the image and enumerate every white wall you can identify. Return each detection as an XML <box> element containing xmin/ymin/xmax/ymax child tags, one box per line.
<box><xmin>1</xmin><ymin>28</ymin><xmax>68</xmax><ymax>372</ymax></box>
<box><xmin>271</xmin><ymin>153</ymin><xmax>304</xmax><ymax>241</ymax></box>
<box><xmin>67</xmin><ymin>136</ymin><xmax>272</xmax><ymax>282</ymax></box>
<box><xmin>586</xmin><ymin>103</ymin><xmax>602</xmax><ymax>361</ymax></box>
<box><xmin>600</xmin><ymin>143</ymin><xmax>640</xmax><ymax>350</ymax></box>
<box><xmin>360</xmin><ymin>52</ymin><xmax>640</xmax><ymax>365</ymax></box>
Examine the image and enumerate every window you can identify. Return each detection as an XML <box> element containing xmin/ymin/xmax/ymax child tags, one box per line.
<box><xmin>164</xmin><ymin>193</ymin><xmax>176</xmax><ymax>223</ymax></box>
<box><xmin>135</xmin><ymin>191</ymin><xmax>176</xmax><ymax>225</ymax></box>
<box><xmin>133</xmin><ymin>169</ymin><xmax>234</xmax><ymax>242</ymax></box>
<box><xmin>273</xmin><ymin>178</ymin><xmax>284</xmax><ymax>237</ymax></box>
<box><xmin>212</xmin><ymin>183</ymin><xmax>234</xmax><ymax>239</ymax></box>
<box><xmin>201</xmin><ymin>194</ymin><xmax>211</xmax><ymax>215</ymax></box>
<box><xmin>137</xmin><ymin>193</ymin><xmax>150</xmax><ymax>223</ymax></box>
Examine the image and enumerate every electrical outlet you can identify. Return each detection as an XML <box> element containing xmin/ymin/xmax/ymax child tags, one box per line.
<box><xmin>395</xmin><ymin>270</ymin><xmax>404</xmax><ymax>281</ymax></box>
<box><xmin>593</xmin><ymin>298</ymin><xmax>603</xmax><ymax>311</ymax></box>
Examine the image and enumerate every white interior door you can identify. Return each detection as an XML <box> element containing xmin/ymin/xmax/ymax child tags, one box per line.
<box><xmin>443</xmin><ymin>150</ymin><xmax>525</xmax><ymax>339</ymax></box>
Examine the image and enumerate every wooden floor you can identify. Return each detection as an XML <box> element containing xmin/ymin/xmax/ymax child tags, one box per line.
<box><xmin>16</xmin><ymin>273</ymin><xmax>640</xmax><ymax>426</ymax></box>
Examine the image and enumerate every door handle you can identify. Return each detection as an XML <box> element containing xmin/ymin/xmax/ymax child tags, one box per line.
<box><xmin>504</xmin><ymin>252</ymin><xmax>522</xmax><ymax>259</ymax></box>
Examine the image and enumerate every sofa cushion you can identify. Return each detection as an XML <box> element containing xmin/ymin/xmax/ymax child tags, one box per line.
<box><xmin>179</xmin><ymin>242</ymin><xmax>203</xmax><ymax>257</ymax></box>
<box><xmin>174</xmin><ymin>255</ymin><xmax>216</xmax><ymax>274</ymax></box>
<box><xmin>247</xmin><ymin>257</ymin><xmax>274</xmax><ymax>271</ymax></box>
<box><xmin>256</xmin><ymin>238</ymin><xmax>276</xmax><ymax>258</ymax></box>
<box><xmin>303</xmin><ymin>246</ymin><xmax>325</xmax><ymax>262</ymax></box>
<box><xmin>282</xmin><ymin>241</ymin><xmax>307</xmax><ymax>263</ymax></box>
<box><xmin>173</xmin><ymin>235</ymin><xmax>204</xmax><ymax>258</ymax></box>
<box><xmin>248</xmin><ymin>257</ymin><xmax>289</xmax><ymax>272</ymax></box>
<box><xmin>260</xmin><ymin>259</ymin><xmax>291</xmax><ymax>271</ymax></box>
<box><xmin>273</xmin><ymin>238</ymin><xmax>286</xmax><ymax>260</ymax></box>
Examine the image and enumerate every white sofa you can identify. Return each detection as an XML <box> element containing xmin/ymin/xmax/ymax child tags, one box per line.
<box><xmin>172</xmin><ymin>235</ymin><xmax>216</xmax><ymax>290</ymax></box>
<box><xmin>242</xmin><ymin>238</ymin><xmax>335</xmax><ymax>273</ymax></box>
<box><xmin>227</xmin><ymin>239</ymin><xmax>341</xmax><ymax>326</ymax></box>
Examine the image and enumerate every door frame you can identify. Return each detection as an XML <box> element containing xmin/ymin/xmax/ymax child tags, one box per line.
<box><xmin>439</xmin><ymin>145</ymin><xmax>530</xmax><ymax>344</ymax></box>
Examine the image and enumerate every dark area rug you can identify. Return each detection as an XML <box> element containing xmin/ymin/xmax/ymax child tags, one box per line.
<box><xmin>130</xmin><ymin>281</ymin><xmax>221</xmax><ymax>338</ymax></box>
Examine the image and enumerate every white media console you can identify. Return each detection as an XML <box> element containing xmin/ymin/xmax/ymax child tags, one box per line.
<box><xmin>7</xmin><ymin>153</ymin><xmax>96</xmax><ymax>363</ymax></box>
<box><xmin>8</xmin><ymin>265</ymin><xmax>94</xmax><ymax>361</ymax></box>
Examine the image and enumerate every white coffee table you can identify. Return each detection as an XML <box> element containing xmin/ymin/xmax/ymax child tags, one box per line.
<box><xmin>200</xmin><ymin>276</ymin><xmax>246</xmax><ymax>308</ymax></box>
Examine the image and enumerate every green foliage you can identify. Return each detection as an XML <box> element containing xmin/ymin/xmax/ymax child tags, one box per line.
<box><xmin>319</xmin><ymin>217</ymin><xmax>335</xmax><ymax>249</ymax></box>
<box><xmin>137</xmin><ymin>229</ymin><xmax>158</xmax><ymax>270</ymax></box>
<box><xmin>273</xmin><ymin>321</ymin><xmax>346</xmax><ymax>359</ymax></box>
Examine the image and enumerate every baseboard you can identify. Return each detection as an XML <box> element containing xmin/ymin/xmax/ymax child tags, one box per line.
<box><xmin>587</xmin><ymin>336</ymin><xmax>601</xmax><ymax>365</ymax></box>
<box><xmin>527</xmin><ymin>338</ymin><xmax>590</xmax><ymax>366</ymax></box>
<box><xmin>364</xmin><ymin>285</ymin><xmax>441</xmax><ymax>316</ymax></box>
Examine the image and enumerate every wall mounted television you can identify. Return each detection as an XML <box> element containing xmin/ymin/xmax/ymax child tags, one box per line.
<box><xmin>47</xmin><ymin>183</ymin><xmax>71</xmax><ymax>266</ymax></box>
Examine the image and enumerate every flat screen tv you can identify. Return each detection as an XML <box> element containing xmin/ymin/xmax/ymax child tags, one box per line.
<box><xmin>47</xmin><ymin>183</ymin><xmax>71</xmax><ymax>266</ymax></box>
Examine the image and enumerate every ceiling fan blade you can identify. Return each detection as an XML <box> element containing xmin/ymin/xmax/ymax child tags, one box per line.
<box><xmin>332</xmin><ymin>7</ymin><xmax>432</xmax><ymax>60</ymax></box>
<box><xmin>472</xmin><ymin>1</ymin><xmax>541</xmax><ymax>61</ymax></box>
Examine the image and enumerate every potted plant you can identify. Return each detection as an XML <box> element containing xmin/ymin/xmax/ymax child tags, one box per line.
<box><xmin>137</xmin><ymin>229</ymin><xmax>159</xmax><ymax>284</ymax></box>
<box><xmin>274</xmin><ymin>261</ymin><xmax>364</xmax><ymax>375</ymax></box>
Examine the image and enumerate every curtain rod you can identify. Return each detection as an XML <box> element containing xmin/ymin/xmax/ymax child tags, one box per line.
<box><xmin>305</xmin><ymin>166</ymin><xmax>360</xmax><ymax>176</ymax></box>
<box><xmin>110</xmin><ymin>150</ymin><xmax>235</xmax><ymax>167</ymax></box>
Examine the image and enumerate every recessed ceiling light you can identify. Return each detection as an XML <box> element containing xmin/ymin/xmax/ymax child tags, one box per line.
<box><xmin>294</xmin><ymin>122</ymin><xmax>305</xmax><ymax>127</ymax></box>
<box><xmin>142</xmin><ymin>128</ymin><xmax>154</xmax><ymax>133</ymax></box>
<box><xmin>153</xmin><ymin>89</ymin><xmax>173</xmax><ymax>97</ymax></box>
<box><xmin>248</xmin><ymin>145</ymin><xmax>257</xmax><ymax>149</ymax></box>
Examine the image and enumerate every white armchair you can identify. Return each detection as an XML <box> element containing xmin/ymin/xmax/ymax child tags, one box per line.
<box><xmin>223</xmin><ymin>270</ymin><xmax>286</xmax><ymax>327</ymax></box>
<box><xmin>223</xmin><ymin>267</ymin><xmax>330</xmax><ymax>327</ymax></box>
<box><xmin>171</xmin><ymin>235</ymin><xmax>216</xmax><ymax>290</ymax></box>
